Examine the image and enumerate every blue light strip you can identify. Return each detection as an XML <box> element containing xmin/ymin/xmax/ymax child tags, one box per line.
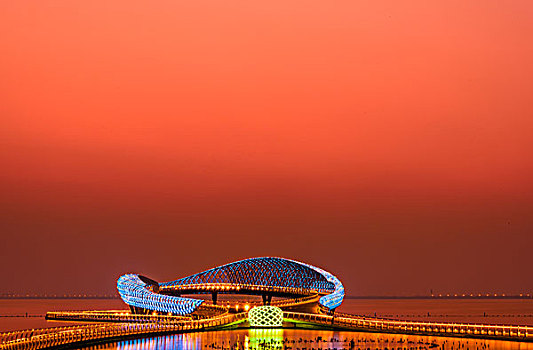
<box><xmin>117</xmin><ymin>274</ymin><xmax>203</xmax><ymax>315</ymax></box>
<box><xmin>289</xmin><ymin>259</ymin><xmax>345</xmax><ymax>310</ymax></box>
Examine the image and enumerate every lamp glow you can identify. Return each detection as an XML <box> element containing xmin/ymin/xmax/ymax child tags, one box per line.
<box><xmin>248</xmin><ymin>306</ymin><xmax>283</xmax><ymax>328</ymax></box>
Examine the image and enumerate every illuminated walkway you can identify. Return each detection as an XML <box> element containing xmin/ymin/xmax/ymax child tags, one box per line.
<box><xmin>2</xmin><ymin>310</ymin><xmax>533</xmax><ymax>350</ymax></box>
<box><xmin>283</xmin><ymin>312</ymin><xmax>533</xmax><ymax>341</ymax></box>
<box><xmin>2</xmin><ymin>258</ymin><xmax>532</xmax><ymax>350</ymax></box>
<box><xmin>0</xmin><ymin>312</ymin><xmax>246</xmax><ymax>350</ymax></box>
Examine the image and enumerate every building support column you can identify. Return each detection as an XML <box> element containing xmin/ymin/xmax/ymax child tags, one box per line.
<box><xmin>262</xmin><ymin>294</ymin><xmax>272</xmax><ymax>305</ymax></box>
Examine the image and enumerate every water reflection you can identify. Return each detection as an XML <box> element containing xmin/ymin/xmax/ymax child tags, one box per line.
<box><xmin>77</xmin><ymin>329</ymin><xmax>533</xmax><ymax>350</ymax></box>
<box><xmin>247</xmin><ymin>329</ymin><xmax>284</xmax><ymax>350</ymax></box>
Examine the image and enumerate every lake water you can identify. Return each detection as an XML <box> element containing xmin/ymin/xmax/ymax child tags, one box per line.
<box><xmin>2</xmin><ymin>299</ymin><xmax>533</xmax><ymax>350</ymax></box>
<box><xmin>339</xmin><ymin>299</ymin><xmax>533</xmax><ymax>326</ymax></box>
<box><xmin>73</xmin><ymin>328</ymin><xmax>533</xmax><ymax>350</ymax></box>
<box><xmin>2</xmin><ymin>298</ymin><xmax>533</xmax><ymax>332</ymax></box>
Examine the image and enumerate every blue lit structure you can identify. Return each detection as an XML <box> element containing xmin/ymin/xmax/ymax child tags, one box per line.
<box><xmin>291</xmin><ymin>259</ymin><xmax>345</xmax><ymax>310</ymax></box>
<box><xmin>117</xmin><ymin>274</ymin><xmax>203</xmax><ymax>315</ymax></box>
<box><xmin>117</xmin><ymin>257</ymin><xmax>344</xmax><ymax>315</ymax></box>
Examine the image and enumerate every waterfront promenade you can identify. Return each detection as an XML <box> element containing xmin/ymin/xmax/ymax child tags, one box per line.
<box><xmin>3</xmin><ymin>258</ymin><xmax>531</xmax><ymax>350</ymax></box>
<box><xmin>2</xmin><ymin>310</ymin><xmax>533</xmax><ymax>350</ymax></box>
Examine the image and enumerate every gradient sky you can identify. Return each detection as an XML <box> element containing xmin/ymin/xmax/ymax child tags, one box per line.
<box><xmin>1</xmin><ymin>0</ymin><xmax>532</xmax><ymax>296</ymax></box>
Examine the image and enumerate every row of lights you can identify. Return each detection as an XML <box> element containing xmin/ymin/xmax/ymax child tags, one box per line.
<box><xmin>235</xmin><ymin>304</ymin><xmax>251</xmax><ymax>311</ymax></box>
<box><xmin>302</xmin><ymin>313</ymin><xmax>533</xmax><ymax>332</ymax></box>
<box><xmin>149</xmin><ymin>303</ymin><xmax>252</xmax><ymax>316</ymax></box>
<box><xmin>0</xmin><ymin>294</ymin><xmax>116</xmax><ymax>298</ymax></box>
<box><xmin>432</xmin><ymin>293</ymin><xmax>532</xmax><ymax>297</ymax></box>
<box><xmin>163</xmin><ymin>283</ymin><xmax>313</xmax><ymax>294</ymax></box>
<box><xmin>162</xmin><ymin>284</ymin><xmax>242</xmax><ymax>292</ymax></box>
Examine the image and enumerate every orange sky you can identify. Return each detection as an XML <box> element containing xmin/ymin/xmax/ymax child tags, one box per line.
<box><xmin>1</xmin><ymin>0</ymin><xmax>532</xmax><ymax>296</ymax></box>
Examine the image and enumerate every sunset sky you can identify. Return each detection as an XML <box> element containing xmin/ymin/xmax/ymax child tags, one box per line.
<box><xmin>1</xmin><ymin>1</ymin><xmax>532</xmax><ymax>296</ymax></box>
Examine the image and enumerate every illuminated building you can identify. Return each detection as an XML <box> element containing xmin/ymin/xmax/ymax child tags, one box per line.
<box><xmin>248</xmin><ymin>306</ymin><xmax>284</xmax><ymax>327</ymax></box>
<box><xmin>117</xmin><ymin>257</ymin><xmax>344</xmax><ymax>316</ymax></box>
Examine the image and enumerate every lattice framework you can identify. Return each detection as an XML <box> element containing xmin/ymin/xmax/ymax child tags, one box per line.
<box><xmin>248</xmin><ymin>306</ymin><xmax>284</xmax><ymax>327</ymax></box>
<box><xmin>162</xmin><ymin>257</ymin><xmax>334</xmax><ymax>293</ymax></box>
<box><xmin>117</xmin><ymin>257</ymin><xmax>345</xmax><ymax>315</ymax></box>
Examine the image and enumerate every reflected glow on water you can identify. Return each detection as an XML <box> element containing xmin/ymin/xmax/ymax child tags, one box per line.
<box><xmin>76</xmin><ymin>329</ymin><xmax>533</xmax><ymax>350</ymax></box>
<box><xmin>3</xmin><ymin>299</ymin><xmax>533</xmax><ymax>332</ymax></box>
<box><xmin>247</xmin><ymin>329</ymin><xmax>284</xmax><ymax>350</ymax></box>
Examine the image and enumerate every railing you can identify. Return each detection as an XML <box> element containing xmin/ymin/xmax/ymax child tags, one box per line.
<box><xmin>44</xmin><ymin>294</ymin><xmax>314</xmax><ymax>326</ymax></box>
<box><xmin>195</xmin><ymin>303</ymin><xmax>228</xmax><ymax>314</ymax></box>
<box><xmin>284</xmin><ymin>311</ymin><xmax>533</xmax><ymax>341</ymax></box>
<box><xmin>0</xmin><ymin>312</ymin><xmax>248</xmax><ymax>350</ymax></box>
<box><xmin>45</xmin><ymin>311</ymin><xmax>192</xmax><ymax>323</ymax></box>
<box><xmin>3</xmin><ymin>310</ymin><xmax>533</xmax><ymax>350</ymax></box>
<box><xmin>271</xmin><ymin>294</ymin><xmax>320</xmax><ymax>308</ymax></box>
<box><xmin>159</xmin><ymin>283</ymin><xmax>331</xmax><ymax>296</ymax></box>
<box><xmin>199</xmin><ymin>293</ymin><xmax>320</xmax><ymax>311</ymax></box>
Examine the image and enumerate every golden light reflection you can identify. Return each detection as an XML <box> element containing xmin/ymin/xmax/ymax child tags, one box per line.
<box><xmin>248</xmin><ymin>329</ymin><xmax>284</xmax><ymax>350</ymax></box>
<box><xmin>105</xmin><ymin>328</ymin><xmax>533</xmax><ymax>350</ymax></box>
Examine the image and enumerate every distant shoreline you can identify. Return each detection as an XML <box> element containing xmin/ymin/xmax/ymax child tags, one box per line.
<box><xmin>345</xmin><ymin>295</ymin><xmax>533</xmax><ymax>300</ymax></box>
<box><xmin>0</xmin><ymin>296</ymin><xmax>119</xmax><ymax>300</ymax></box>
<box><xmin>1</xmin><ymin>295</ymin><xmax>531</xmax><ymax>300</ymax></box>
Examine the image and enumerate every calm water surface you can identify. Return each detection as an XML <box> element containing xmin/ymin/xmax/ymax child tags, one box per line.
<box><xmin>339</xmin><ymin>299</ymin><xmax>533</xmax><ymax>326</ymax></box>
<box><xmin>2</xmin><ymin>299</ymin><xmax>533</xmax><ymax>332</ymax></box>
<box><xmin>72</xmin><ymin>329</ymin><xmax>533</xmax><ymax>350</ymax></box>
<box><xmin>2</xmin><ymin>299</ymin><xmax>533</xmax><ymax>350</ymax></box>
<box><xmin>0</xmin><ymin>299</ymin><xmax>125</xmax><ymax>331</ymax></box>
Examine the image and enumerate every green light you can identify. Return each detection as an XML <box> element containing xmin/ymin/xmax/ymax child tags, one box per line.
<box><xmin>248</xmin><ymin>306</ymin><xmax>283</xmax><ymax>328</ymax></box>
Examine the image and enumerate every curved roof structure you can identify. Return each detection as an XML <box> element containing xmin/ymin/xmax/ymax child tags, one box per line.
<box><xmin>117</xmin><ymin>274</ymin><xmax>203</xmax><ymax>315</ymax></box>
<box><xmin>161</xmin><ymin>257</ymin><xmax>335</xmax><ymax>293</ymax></box>
<box><xmin>117</xmin><ymin>257</ymin><xmax>344</xmax><ymax>315</ymax></box>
